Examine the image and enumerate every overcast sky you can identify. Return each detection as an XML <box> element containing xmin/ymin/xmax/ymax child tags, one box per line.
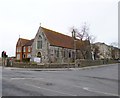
<box><xmin>0</xmin><ymin>0</ymin><xmax>119</xmax><ymax>57</ymax></box>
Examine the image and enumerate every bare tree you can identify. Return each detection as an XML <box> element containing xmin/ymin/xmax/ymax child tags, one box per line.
<box><xmin>110</xmin><ymin>42</ymin><xmax>119</xmax><ymax>48</ymax></box>
<box><xmin>71</xmin><ymin>22</ymin><xmax>95</xmax><ymax>59</ymax></box>
<box><xmin>75</xmin><ymin>23</ymin><xmax>89</xmax><ymax>40</ymax></box>
<box><xmin>72</xmin><ymin>22</ymin><xmax>96</xmax><ymax>43</ymax></box>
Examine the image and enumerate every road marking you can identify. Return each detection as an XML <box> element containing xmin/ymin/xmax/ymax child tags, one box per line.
<box><xmin>10</xmin><ymin>78</ymin><xmax>44</xmax><ymax>80</ymax></box>
<box><xmin>24</xmin><ymin>83</ymin><xmax>77</xmax><ymax>96</ymax></box>
<box><xmin>63</xmin><ymin>84</ymin><xmax>119</xmax><ymax>96</ymax></box>
<box><xmin>82</xmin><ymin>87</ymin><xmax>119</xmax><ymax>96</ymax></box>
<box><xmin>12</xmin><ymin>77</ymin><xmax>118</xmax><ymax>96</ymax></box>
<box><xmin>11</xmin><ymin>78</ymin><xmax>26</xmax><ymax>80</ymax></box>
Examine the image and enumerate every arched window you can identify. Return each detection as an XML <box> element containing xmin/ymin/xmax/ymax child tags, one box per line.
<box><xmin>23</xmin><ymin>54</ymin><xmax>26</xmax><ymax>58</ymax></box>
<box><xmin>69</xmin><ymin>51</ymin><xmax>71</xmax><ymax>58</ymax></box>
<box><xmin>38</xmin><ymin>35</ymin><xmax>42</xmax><ymax>39</ymax></box>
<box><xmin>37</xmin><ymin>52</ymin><xmax>41</xmax><ymax>58</ymax></box>
<box><xmin>37</xmin><ymin>35</ymin><xmax>42</xmax><ymax>49</ymax></box>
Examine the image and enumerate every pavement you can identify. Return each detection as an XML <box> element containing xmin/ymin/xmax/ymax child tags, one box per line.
<box><xmin>1</xmin><ymin>63</ymin><xmax>119</xmax><ymax>96</ymax></box>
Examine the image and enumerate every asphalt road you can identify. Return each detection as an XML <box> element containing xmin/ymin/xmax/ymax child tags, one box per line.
<box><xmin>1</xmin><ymin>63</ymin><xmax>119</xmax><ymax>96</ymax></box>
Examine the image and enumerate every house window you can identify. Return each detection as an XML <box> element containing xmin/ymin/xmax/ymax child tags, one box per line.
<box><xmin>40</xmin><ymin>41</ymin><xmax>42</xmax><ymax>49</ymax></box>
<box><xmin>37</xmin><ymin>41</ymin><xmax>42</xmax><ymax>49</ymax></box>
<box><xmin>72</xmin><ymin>51</ymin><xmax>75</xmax><ymax>59</ymax></box>
<box><xmin>28</xmin><ymin>46</ymin><xmax>31</xmax><ymax>52</ymax></box>
<box><xmin>17</xmin><ymin>47</ymin><xmax>21</xmax><ymax>52</ymax></box>
<box><xmin>17</xmin><ymin>54</ymin><xmax>20</xmax><ymax>60</ymax></box>
<box><xmin>37</xmin><ymin>52</ymin><xmax>41</xmax><ymax>58</ymax></box>
<box><xmin>54</xmin><ymin>50</ymin><xmax>57</xmax><ymax>56</ymax></box>
<box><xmin>57</xmin><ymin>49</ymin><xmax>59</xmax><ymax>57</ymax></box>
<box><xmin>69</xmin><ymin>51</ymin><xmax>71</xmax><ymax>58</ymax></box>
<box><xmin>65</xmin><ymin>50</ymin><xmax>68</xmax><ymax>58</ymax></box>
<box><xmin>50</xmin><ymin>49</ymin><xmax>53</xmax><ymax>55</ymax></box>
<box><xmin>17</xmin><ymin>47</ymin><xmax>19</xmax><ymax>52</ymax></box>
<box><xmin>63</xmin><ymin>50</ymin><xmax>65</xmax><ymax>57</ymax></box>
<box><xmin>23</xmin><ymin>54</ymin><xmax>26</xmax><ymax>58</ymax></box>
<box><xmin>38</xmin><ymin>35</ymin><xmax>42</xmax><ymax>39</ymax></box>
<box><xmin>54</xmin><ymin>49</ymin><xmax>59</xmax><ymax>57</ymax></box>
<box><xmin>37</xmin><ymin>35</ymin><xmax>42</xmax><ymax>49</ymax></box>
<box><xmin>19</xmin><ymin>47</ymin><xmax>21</xmax><ymax>52</ymax></box>
<box><xmin>27</xmin><ymin>53</ymin><xmax>31</xmax><ymax>58</ymax></box>
<box><xmin>23</xmin><ymin>47</ymin><xmax>26</xmax><ymax>52</ymax></box>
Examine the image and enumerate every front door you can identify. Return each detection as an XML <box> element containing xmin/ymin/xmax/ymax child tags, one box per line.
<box><xmin>37</xmin><ymin>52</ymin><xmax>42</xmax><ymax>63</ymax></box>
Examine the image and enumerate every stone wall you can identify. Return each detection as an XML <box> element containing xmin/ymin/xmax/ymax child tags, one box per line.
<box><xmin>49</xmin><ymin>46</ymin><xmax>75</xmax><ymax>63</ymax></box>
<box><xmin>75</xmin><ymin>59</ymin><xmax>118</xmax><ymax>67</ymax></box>
<box><xmin>11</xmin><ymin>59</ymin><xmax>118</xmax><ymax>68</ymax></box>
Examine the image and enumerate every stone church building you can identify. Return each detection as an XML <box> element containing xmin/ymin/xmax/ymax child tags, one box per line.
<box><xmin>16</xmin><ymin>26</ymin><xmax>92</xmax><ymax>63</ymax></box>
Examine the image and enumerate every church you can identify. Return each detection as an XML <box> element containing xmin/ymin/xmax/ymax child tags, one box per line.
<box><xmin>16</xmin><ymin>26</ymin><xmax>92</xmax><ymax>63</ymax></box>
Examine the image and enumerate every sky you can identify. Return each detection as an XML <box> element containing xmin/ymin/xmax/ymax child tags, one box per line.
<box><xmin>0</xmin><ymin>0</ymin><xmax>119</xmax><ymax>57</ymax></box>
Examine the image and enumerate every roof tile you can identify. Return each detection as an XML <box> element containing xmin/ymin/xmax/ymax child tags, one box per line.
<box><xmin>41</xmin><ymin>27</ymin><xmax>86</xmax><ymax>49</ymax></box>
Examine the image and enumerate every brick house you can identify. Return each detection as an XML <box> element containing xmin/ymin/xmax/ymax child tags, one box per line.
<box><xmin>16</xmin><ymin>26</ymin><xmax>92</xmax><ymax>63</ymax></box>
<box><xmin>16</xmin><ymin>38</ymin><xmax>34</xmax><ymax>61</ymax></box>
<box><xmin>22</xmin><ymin>39</ymin><xmax>34</xmax><ymax>60</ymax></box>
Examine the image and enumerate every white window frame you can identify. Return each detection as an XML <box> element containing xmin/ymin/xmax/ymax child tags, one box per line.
<box><xmin>28</xmin><ymin>46</ymin><xmax>31</xmax><ymax>52</ymax></box>
<box><xmin>17</xmin><ymin>54</ymin><xmax>20</xmax><ymax>60</ymax></box>
<box><xmin>19</xmin><ymin>47</ymin><xmax>21</xmax><ymax>52</ymax></box>
<box><xmin>23</xmin><ymin>47</ymin><xmax>26</xmax><ymax>52</ymax></box>
<box><xmin>17</xmin><ymin>47</ymin><xmax>19</xmax><ymax>52</ymax></box>
<box><xmin>27</xmin><ymin>53</ymin><xmax>31</xmax><ymax>58</ymax></box>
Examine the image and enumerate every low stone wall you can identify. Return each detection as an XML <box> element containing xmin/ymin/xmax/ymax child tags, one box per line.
<box><xmin>45</xmin><ymin>63</ymin><xmax>75</xmax><ymax>68</ymax></box>
<box><xmin>75</xmin><ymin>59</ymin><xmax>118</xmax><ymax>67</ymax></box>
<box><xmin>11</xmin><ymin>62</ymin><xmax>38</xmax><ymax>68</ymax></box>
<box><xmin>10</xmin><ymin>59</ymin><xmax>118</xmax><ymax>68</ymax></box>
<box><xmin>11</xmin><ymin>62</ymin><xmax>75</xmax><ymax>68</ymax></box>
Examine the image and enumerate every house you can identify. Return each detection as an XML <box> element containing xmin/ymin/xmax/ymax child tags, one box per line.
<box><xmin>93</xmin><ymin>42</ymin><xmax>112</xmax><ymax>59</ymax></box>
<box><xmin>111</xmin><ymin>46</ymin><xmax>120</xmax><ymax>60</ymax></box>
<box><xmin>16</xmin><ymin>38</ymin><xmax>34</xmax><ymax>61</ymax></box>
<box><xmin>93</xmin><ymin>42</ymin><xmax>120</xmax><ymax>60</ymax></box>
<box><xmin>16</xmin><ymin>26</ymin><xmax>92</xmax><ymax>63</ymax></box>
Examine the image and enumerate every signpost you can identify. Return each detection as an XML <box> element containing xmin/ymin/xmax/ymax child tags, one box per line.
<box><xmin>34</xmin><ymin>57</ymin><xmax>41</xmax><ymax>63</ymax></box>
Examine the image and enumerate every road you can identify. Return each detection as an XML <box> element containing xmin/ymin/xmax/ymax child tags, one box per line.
<box><xmin>1</xmin><ymin>63</ymin><xmax>119</xmax><ymax>96</ymax></box>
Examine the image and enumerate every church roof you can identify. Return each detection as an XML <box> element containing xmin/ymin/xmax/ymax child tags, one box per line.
<box><xmin>41</xmin><ymin>27</ymin><xmax>88</xmax><ymax>49</ymax></box>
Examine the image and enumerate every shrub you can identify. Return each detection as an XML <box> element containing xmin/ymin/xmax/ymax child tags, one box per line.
<box><xmin>22</xmin><ymin>58</ymin><xmax>30</xmax><ymax>62</ymax></box>
<box><xmin>15</xmin><ymin>60</ymin><xmax>20</xmax><ymax>62</ymax></box>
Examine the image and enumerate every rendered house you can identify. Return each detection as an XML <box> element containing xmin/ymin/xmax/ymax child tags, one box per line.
<box><xmin>93</xmin><ymin>42</ymin><xmax>120</xmax><ymax>60</ymax></box>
